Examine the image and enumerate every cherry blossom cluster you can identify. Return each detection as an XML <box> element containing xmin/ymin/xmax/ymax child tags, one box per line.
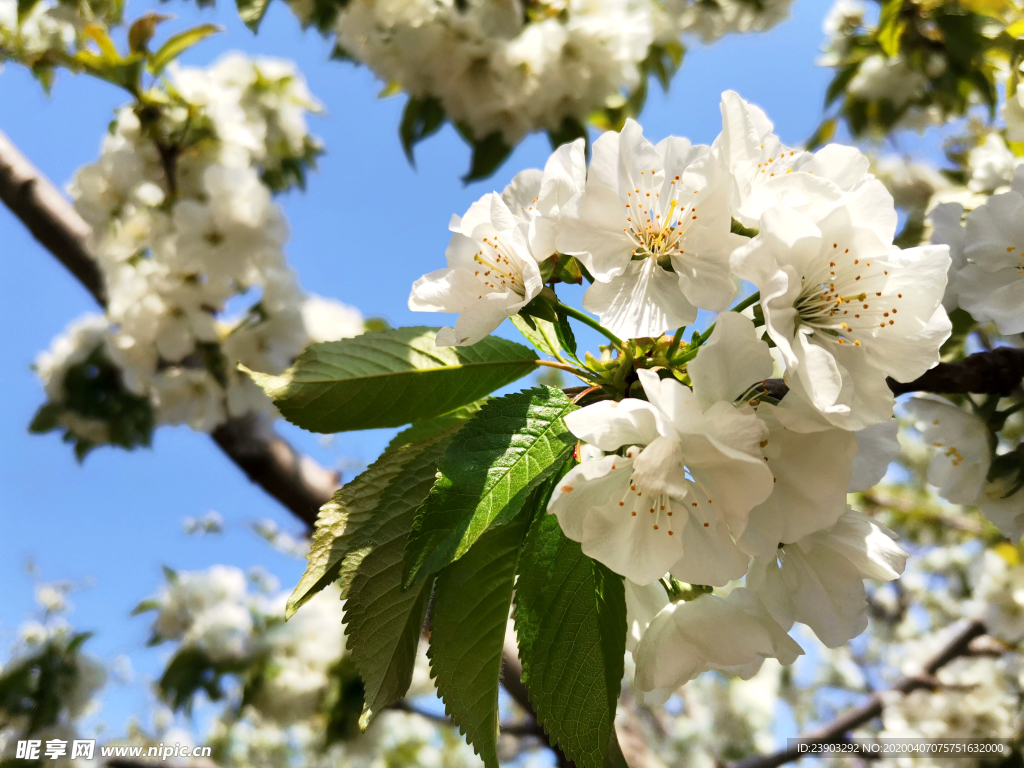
<box><xmin>34</xmin><ymin>54</ymin><xmax>363</xmax><ymax>450</ymax></box>
<box><xmin>315</xmin><ymin>0</ymin><xmax>790</xmax><ymax>148</ymax></box>
<box><xmin>0</xmin><ymin>0</ymin><xmax>120</xmax><ymax>75</ymax></box>
<box><xmin>135</xmin><ymin>565</ymin><xmax>481</xmax><ymax>766</ymax></box>
<box><xmin>411</xmin><ymin>90</ymin><xmax>955</xmax><ymax>701</ymax></box>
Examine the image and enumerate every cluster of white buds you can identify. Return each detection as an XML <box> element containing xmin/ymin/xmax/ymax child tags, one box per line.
<box><xmin>33</xmin><ymin>53</ymin><xmax>364</xmax><ymax>453</ymax></box>
<box><xmin>314</xmin><ymin>0</ymin><xmax>791</xmax><ymax>149</ymax></box>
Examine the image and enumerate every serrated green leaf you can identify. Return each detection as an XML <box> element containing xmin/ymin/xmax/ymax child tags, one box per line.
<box><xmin>514</xmin><ymin>513</ymin><xmax>627</xmax><ymax>768</ymax></box>
<box><xmin>511</xmin><ymin>314</ymin><xmax>563</xmax><ymax>359</ymax></box>
<box><xmin>428</xmin><ymin>496</ymin><xmax>536</xmax><ymax>767</ymax></box>
<box><xmin>403</xmin><ymin>387</ymin><xmax>577</xmax><ymax>585</ymax></box>
<box><xmin>286</xmin><ymin>435</ymin><xmax>451</xmax><ymax>619</ymax></box>
<box><xmin>343</xmin><ymin>449</ymin><xmax>443</xmax><ymax>728</ymax></box>
<box><xmin>555</xmin><ymin>307</ymin><xmax>578</xmax><ymax>358</ymax></box>
<box><xmin>148</xmin><ymin>24</ymin><xmax>221</xmax><ymax>74</ymax></box>
<box><xmin>386</xmin><ymin>399</ymin><xmax>489</xmax><ymax>452</ymax></box>
<box><xmin>245</xmin><ymin>327</ymin><xmax>538</xmax><ymax>433</ymax></box>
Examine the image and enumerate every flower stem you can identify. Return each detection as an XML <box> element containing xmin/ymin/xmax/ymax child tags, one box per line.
<box><xmin>668</xmin><ymin>292</ymin><xmax>762</xmax><ymax>366</ymax></box>
<box><xmin>729</xmin><ymin>290</ymin><xmax>761</xmax><ymax>314</ymax></box>
<box><xmin>534</xmin><ymin>359</ymin><xmax>600</xmax><ymax>384</ymax></box>
<box><xmin>557</xmin><ymin>302</ymin><xmax>623</xmax><ymax>349</ymax></box>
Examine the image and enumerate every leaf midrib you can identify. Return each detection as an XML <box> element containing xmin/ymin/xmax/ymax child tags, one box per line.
<box><xmin>291</xmin><ymin>357</ymin><xmax>540</xmax><ymax>385</ymax></box>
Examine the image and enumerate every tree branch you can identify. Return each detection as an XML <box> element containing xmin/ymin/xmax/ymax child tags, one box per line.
<box><xmin>887</xmin><ymin>348</ymin><xmax>1024</xmax><ymax>397</ymax></box>
<box><xmin>751</xmin><ymin>347</ymin><xmax>1024</xmax><ymax>403</ymax></box>
<box><xmin>729</xmin><ymin>620</ymin><xmax>988</xmax><ymax>768</ymax></box>
<box><xmin>211</xmin><ymin>412</ymin><xmax>337</xmax><ymax>529</ymax></box>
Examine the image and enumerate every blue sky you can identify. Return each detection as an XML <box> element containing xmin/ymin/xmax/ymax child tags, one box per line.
<box><xmin>0</xmin><ymin>0</ymin><xmax>855</xmax><ymax>739</ymax></box>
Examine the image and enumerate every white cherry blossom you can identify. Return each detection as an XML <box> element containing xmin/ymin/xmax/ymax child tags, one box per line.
<box><xmin>748</xmin><ymin>508</ymin><xmax>908</xmax><ymax>647</ymax></box>
<box><xmin>686</xmin><ymin>312</ymin><xmax>868</xmax><ymax>556</ymax></box>
<box><xmin>409</xmin><ymin>192</ymin><xmax>544</xmax><ymax>346</ymax></box>
<box><xmin>731</xmin><ymin>180</ymin><xmax>951</xmax><ymax>430</ymax></box>
<box><xmin>633</xmin><ymin>588</ymin><xmax>802</xmax><ymax>703</ymax></box>
<box><xmin>975</xmin><ymin>477</ymin><xmax>1024</xmax><ymax>542</ymax></box>
<box><xmin>556</xmin><ymin>118</ymin><xmax>742</xmax><ymax>339</ymax></box>
<box><xmin>907</xmin><ymin>395</ymin><xmax>992</xmax><ymax>505</ymax></box>
<box><xmin>957</xmin><ymin>185</ymin><xmax>1024</xmax><ymax>335</ymax></box>
<box><xmin>928</xmin><ymin>202</ymin><xmax>966</xmax><ymax>312</ymax></box>
<box><xmin>501</xmin><ymin>138</ymin><xmax>586</xmax><ymax>260</ymax></box>
<box><xmin>548</xmin><ymin>368</ymin><xmax>773</xmax><ymax>585</ymax></box>
<box><xmin>625</xmin><ymin>579</ymin><xmax>669</xmax><ymax>654</ymax></box>
<box><xmin>715</xmin><ymin>90</ymin><xmax>871</xmax><ymax>227</ymax></box>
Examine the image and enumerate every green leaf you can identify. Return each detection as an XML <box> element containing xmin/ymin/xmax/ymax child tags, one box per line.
<box><xmin>386</xmin><ymin>399</ymin><xmax>489</xmax><ymax>452</ymax></box>
<box><xmin>876</xmin><ymin>0</ymin><xmax>906</xmax><ymax>57</ymax></box>
<box><xmin>428</xmin><ymin>498</ymin><xmax>535</xmax><ymax>767</ymax></box>
<box><xmin>403</xmin><ymin>387</ymin><xmax>577</xmax><ymax>585</ymax></box>
<box><xmin>128</xmin><ymin>12</ymin><xmax>171</xmax><ymax>53</ymax></box>
<box><xmin>286</xmin><ymin>435</ymin><xmax>451</xmax><ymax>618</ymax></box>
<box><xmin>463</xmin><ymin>131</ymin><xmax>513</xmax><ymax>183</ymax></box>
<box><xmin>554</xmin><ymin>308</ymin><xmax>578</xmax><ymax>359</ymax></box>
<box><xmin>511</xmin><ymin>314</ymin><xmax>564</xmax><ymax>359</ymax></box>
<box><xmin>547</xmin><ymin>116</ymin><xmax>588</xmax><ymax>153</ymax></box>
<box><xmin>236</xmin><ymin>0</ymin><xmax>272</xmax><ymax>31</ymax></box>
<box><xmin>400</xmin><ymin>96</ymin><xmax>446</xmax><ymax>165</ymax></box>
<box><xmin>343</xmin><ymin>444</ymin><xmax>445</xmax><ymax>728</ymax></box>
<box><xmin>824</xmin><ymin>64</ymin><xmax>859</xmax><ymax>107</ymax></box>
<box><xmin>245</xmin><ymin>327</ymin><xmax>538</xmax><ymax>433</ymax></box>
<box><xmin>148</xmin><ymin>24</ymin><xmax>221</xmax><ymax>74</ymax></box>
<box><xmin>514</xmin><ymin>513</ymin><xmax>627</xmax><ymax>768</ymax></box>
<box><xmin>28</xmin><ymin>402</ymin><xmax>62</xmax><ymax>434</ymax></box>
<box><xmin>17</xmin><ymin>0</ymin><xmax>41</xmax><ymax>24</ymax></box>
<box><xmin>804</xmin><ymin>117</ymin><xmax>837</xmax><ymax>151</ymax></box>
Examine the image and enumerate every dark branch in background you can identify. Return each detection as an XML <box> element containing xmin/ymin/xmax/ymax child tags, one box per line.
<box><xmin>755</xmin><ymin>347</ymin><xmax>1024</xmax><ymax>402</ymax></box>
<box><xmin>730</xmin><ymin>620</ymin><xmax>988</xmax><ymax>768</ymax></box>
<box><xmin>211</xmin><ymin>413</ymin><xmax>336</xmax><ymax>529</ymax></box>
<box><xmin>887</xmin><ymin>348</ymin><xmax>1024</xmax><ymax>396</ymax></box>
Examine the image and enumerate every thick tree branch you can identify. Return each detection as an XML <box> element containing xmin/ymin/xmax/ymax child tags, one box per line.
<box><xmin>730</xmin><ymin>620</ymin><xmax>988</xmax><ymax>768</ymax></box>
<box><xmin>887</xmin><ymin>348</ymin><xmax>1024</xmax><ymax>397</ymax></box>
<box><xmin>753</xmin><ymin>347</ymin><xmax>1024</xmax><ymax>403</ymax></box>
<box><xmin>211</xmin><ymin>413</ymin><xmax>337</xmax><ymax>529</ymax></box>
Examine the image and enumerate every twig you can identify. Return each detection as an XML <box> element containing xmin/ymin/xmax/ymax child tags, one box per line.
<box><xmin>729</xmin><ymin>620</ymin><xmax>988</xmax><ymax>768</ymax></box>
